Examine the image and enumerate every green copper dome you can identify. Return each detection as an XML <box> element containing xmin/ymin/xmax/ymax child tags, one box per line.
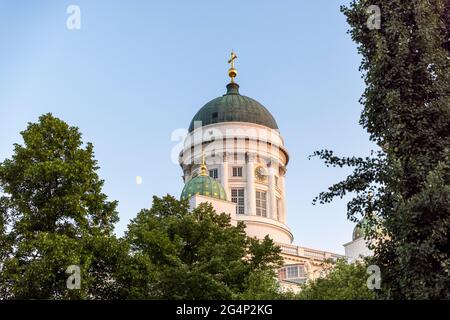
<box><xmin>353</xmin><ymin>218</ymin><xmax>369</xmax><ymax>240</ymax></box>
<box><xmin>352</xmin><ymin>225</ymin><xmax>364</xmax><ymax>240</ymax></box>
<box><xmin>188</xmin><ymin>83</ymin><xmax>279</xmax><ymax>132</ymax></box>
<box><xmin>181</xmin><ymin>175</ymin><xmax>227</xmax><ymax>201</ymax></box>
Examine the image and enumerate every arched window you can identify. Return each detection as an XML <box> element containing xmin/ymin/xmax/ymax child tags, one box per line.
<box><xmin>278</xmin><ymin>264</ymin><xmax>308</xmax><ymax>284</ymax></box>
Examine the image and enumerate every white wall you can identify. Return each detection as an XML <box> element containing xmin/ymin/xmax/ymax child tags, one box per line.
<box><xmin>236</xmin><ymin>214</ymin><xmax>293</xmax><ymax>243</ymax></box>
<box><xmin>189</xmin><ymin>194</ymin><xmax>237</xmax><ymax>226</ymax></box>
<box><xmin>343</xmin><ymin>237</ymin><xmax>373</xmax><ymax>262</ymax></box>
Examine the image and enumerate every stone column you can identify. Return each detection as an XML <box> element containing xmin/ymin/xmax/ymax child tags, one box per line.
<box><xmin>280</xmin><ymin>168</ymin><xmax>287</xmax><ymax>224</ymax></box>
<box><xmin>246</xmin><ymin>153</ymin><xmax>256</xmax><ymax>215</ymax></box>
<box><xmin>267</xmin><ymin>162</ymin><xmax>277</xmax><ymax>219</ymax></box>
<box><xmin>221</xmin><ymin>153</ymin><xmax>229</xmax><ymax>199</ymax></box>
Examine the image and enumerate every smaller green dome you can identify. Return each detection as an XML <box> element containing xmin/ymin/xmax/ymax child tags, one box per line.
<box><xmin>352</xmin><ymin>225</ymin><xmax>364</xmax><ymax>240</ymax></box>
<box><xmin>352</xmin><ymin>218</ymin><xmax>369</xmax><ymax>240</ymax></box>
<box><xmin>181</xmin><ymin>175</ymin><xmax>227</xmax><ymax>201</ymax></box>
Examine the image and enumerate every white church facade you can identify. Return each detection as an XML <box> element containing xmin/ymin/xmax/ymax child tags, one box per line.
<box><xmin>178</xmin><ymin>52</ymin><xmax>352</xmax><ymax>290</ymax></box>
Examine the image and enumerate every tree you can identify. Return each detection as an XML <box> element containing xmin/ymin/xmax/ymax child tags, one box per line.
<box><xmin>237</xmin><ymin>270</ymin><xmax>285</xmax><ymax>300</ymax></box>
<box><xmin>0</xmin><ymin>113</ymin><xmax>123</xmax><ymax>299</ymax></box>
<box><xmin>117</xmin><ymin>195</ymin><xmax>284</xmax><ymax>299</ymax></box>
<box><xmin>312</xmin><ymin>0</ymin><xmax>450</xmax><ymax>299</ymax></box>
<box><xmin>297</xmin><ymin>259</ymin><xmax>376</xmax><ymax>300</ymax></box>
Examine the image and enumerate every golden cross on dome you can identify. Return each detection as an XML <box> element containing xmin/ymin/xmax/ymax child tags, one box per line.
<box><xmin>227</xmin><ymin>51</ymin><xmax>238</xmax><ymax>83</ymax></box>
<box><xmin>228</xmin><ymin>51</ymin><xmax>237</xmax><ymax>69</ymax></box>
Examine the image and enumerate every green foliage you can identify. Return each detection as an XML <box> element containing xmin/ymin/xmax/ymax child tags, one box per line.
<box><xmin>0</xmin><ymin>114</ymin><xmax>285</xmax><ymax>299</ymax></box>
<box><xmin>237</xmin><ymin>270</ymin><xmax>284</xmax><ymax>300</ymax></box>
<box><xmin>312</xmin><ymin>0</ymin><xmax>450</xmax><ymax>299</ymax></box>
<box><xmin>0</xmin><ymin>113</ymin><xmax>124</xmax><ymax>299</ymax></box>
<box><xmin>297</xmin><ymin>259</ymin><xmax>376</xmax><ymax>300</ymax></box>
<box><xmin>117</xmin><ymin>195</ymin><xmax>284</xmax><ymax>300</ymax></box>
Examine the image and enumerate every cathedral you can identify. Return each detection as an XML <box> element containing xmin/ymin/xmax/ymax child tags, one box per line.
<box><xmin>178</xmin><ymin>52</ymin><xmax>348</xmax><ymax>291</ymax></box>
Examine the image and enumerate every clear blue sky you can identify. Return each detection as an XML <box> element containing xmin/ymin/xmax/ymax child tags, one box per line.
<box><xmin>0</xmin><ymin>0</ymin><xmax>375</xmax><ymax>254</ymax></box>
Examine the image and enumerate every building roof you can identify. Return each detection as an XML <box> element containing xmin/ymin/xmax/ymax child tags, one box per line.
<box><xmin>188</xmin><ymin>82</ymin><xmax>279</xmax><ymax>132</ymax></box>
<box><xmin>180</xmin><ymin>153</ymin><xmax>227</xmax><ymax>201</ymax></box>
<box><xmin>352</xmin><ymin>224</ymin><xmax>364</xmax><ymax>241</ymax></box>
<box><xmin>181</xmin><ymin>175</ymin><xmax>227</xmax><ymax>201</ymax></box>
<box><xmin>352</xmin><ymin>218</ymin><xmax>370</xmax><ymax>241</ymax></box>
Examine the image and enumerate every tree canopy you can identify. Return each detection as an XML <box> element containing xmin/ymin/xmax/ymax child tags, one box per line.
<box><xmin>117</xmin><ymin>195</ymin><xmax>284</xmax><ymax>299</ymax></box>
<box><xmin>297</xmin><ymin>259</ymin><xmax>376</xmax><ymax>300</ymax></box>
<box><xmin>0</xmin><ymin>113</ymin><xmax>125</xmax><ymax>299</ymax></box>
<box><xmin>0</xmin><ymin>114</ymin><xmax>284</xmax><ymax>299</ymax></box>
<box><xmin>313</xmin><ymin>0</ymin><xmax>450</xmax><ymax>299</ymax></box>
